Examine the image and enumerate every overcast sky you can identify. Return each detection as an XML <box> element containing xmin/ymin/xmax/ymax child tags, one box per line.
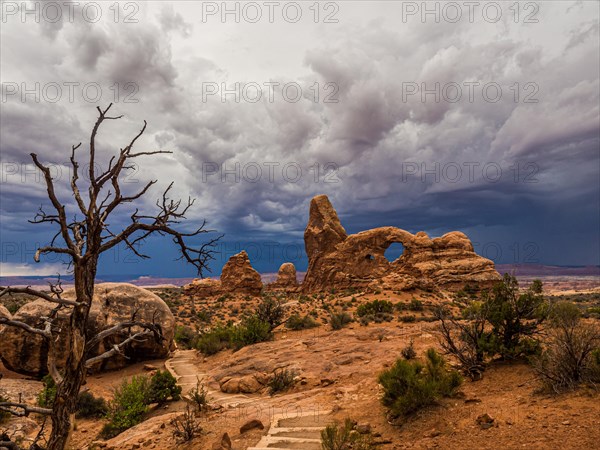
<box><xmin>1</xmin><ymin>1</ymin><xmax>599</xmax><ymax>278</ymax></box>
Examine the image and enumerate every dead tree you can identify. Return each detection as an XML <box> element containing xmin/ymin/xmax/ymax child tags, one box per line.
<box><xmin>0</xmin><ymin>104</ymin><xmax>219</xmax><ymax>450</ymax></box>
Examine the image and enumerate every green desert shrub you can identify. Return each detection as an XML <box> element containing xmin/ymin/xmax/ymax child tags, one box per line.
<box><xmin>320</xmin><ymin>418</ymin><xmax>374</xmax><ymax>450</ymax></box>
<box><xmin>356</xmin><ymin>299</ymin><xmax>393</xmax><ymax>317</ymax></box>
<box><xmin>230</xmin><ymin>316</ymin><xmax>272</xmax><ymax>350</ymax></box>
<box><xmin>401</xmin><ymin>339</ymin><xmax>417</xmax><ymax>360</ymax></box>
<box><xmin>5</xmin><ymin>303</ymin><xmax>20</xmax><ymax>315</ymax></box>
<box><xmin>256</xmin><ymin>296</ymin><xmax>285</xmax><ymax>330</ymax></box>
<box><xmin>591</xmin><ymin>348</ymin><xmax>600</xmax><ymax>381</ymax></box>
<box><xmin>585</xmin><ymin>306</ymin><xmax>600</xmax><ymax>318</ymax></box>
<box><xmin>378</xmin><ymin>349</ymin><xmax>462</xmax><ymax>418</ymax></box>
<box><xmin>101</xmin><ymin>375</ymin><xmax>150</xmax><ymax>438</ymax></box>
<box><xmin>399</xmin><ymin>314</ymin><xmax>416</xmax><ymax>323</ymax></box>
<box><xmin>408</xmin><ymin>298</ymin><xmax>424</xmax><ymax>311</ymax></box>
<box><xmin>268</xmin><ymin>368</ymin><xmax>297</xmax><ymax>395</ymax></box>
<box><xmin>196</xmin><ymin>309</ymin><xmax>212</xmax><ymax>323</ymax></box>
<box><xmin>483</xmin><ymin>274</ymin><xmax>547</xmax><ymax>358</ymax></box>
<box><xmin>174</xmin><ymin>325</ymin><xmax>198</xmax><ymax>349</ymax></box>
<box><xmin>37</xmin><ymin>374</ymin><xmax>57</xmax><ymax>408</ymax></box>
<box><xmin>329</xmin><ymin>310</ymin><xmax>353</xmax><ymax>330</ymax></box>
<box><xmin>435</xmin><ymin>277</ymin><xmax>550</xmax><ymax>381</ymax></box>
<box><xmin>146</xmin><ymin>370</ymin><xmax>182</xmax><ymax>405</ymax></box>
<box><xmin>101</xmin><ymin>371</ymin><xmax>181</xmax><ymax>438</ymax></box>
<box><xmin>285</xmin><ymin>313</ymin><xmax>319</xmax><ymax>330</ymax></box>
<box><xmin>435</xmin><ymin>303</ymin><xmax>489</xmax><ymax>380</ymax></box>
<box><xmin>189</xmin><ymin>379</ymin><xmax>210</xmax><ymax>412</ymax></box>
<box><xmin>172</xmin><ymin>405</ymin><xmax>202</xmax><ymax>443</ymax></box>
<box><xmin>196</xmin><ymin>324</ymin><xmax>234</xmax><ymax>355</ymax></box>
<box><xmin>534</xmin><ymin>301</ymin><xmax>600</xmax><ymax>392</ymax></box>
<box><xmin>38</xmin><ymin>376</ymin><xmax>109</xmax><ymax>418</ymax></box>
<box><xmin>195</xmin><ymin>316</ymin><xmax>272</xmax><ymax>355</ymax></box>
<box><xmin>76</xmin><ymin>391</ymin><xmax>108</xmax><ymax>418</ymax></box>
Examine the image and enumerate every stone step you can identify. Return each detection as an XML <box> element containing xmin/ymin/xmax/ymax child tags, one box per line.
<box><xmin>248</xmin><ymin>443</ymin><xmax>322</xmax><ymax>450</ymax></box>
<box><xmin>257</xmin><ymin>436</ymin><xmax>321</xmax><ymax>443</ymax></box>
<box><xmin>167</xmin><ymin>351</ymin><xmax>332</xmax><ymax>450</ymax></box>
<box><xmin>271</xmin><ymin>428</ymin><xmax>324</xmax><ymax>439</ymax></box>
<box><xmin>249</xmin><ymin>411</ymin><xmax>332</xmax><ymax>450</ymax></box>
<box><xmin>247</xmin><ymin>448</ymin><xmax>319</xmax><ymax>450</ymax></box>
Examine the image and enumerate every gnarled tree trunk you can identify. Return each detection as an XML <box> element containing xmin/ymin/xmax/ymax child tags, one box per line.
<box><xmin>47</xmin><ymin>263</ymin><xmax>96</xmax><ymax>450</ymax></box>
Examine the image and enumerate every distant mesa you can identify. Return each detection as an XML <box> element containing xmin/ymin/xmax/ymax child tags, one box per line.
<box><xmin>185</xmin><ymin>194</ymin><xmax>501</xmax><ymax>297</ymax></box>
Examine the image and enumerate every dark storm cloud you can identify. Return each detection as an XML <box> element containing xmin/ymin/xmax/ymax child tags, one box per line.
<box><xmin>1</xmin><ymin>1</ymin><xmax>598</xmax><ymax>276</ymax></box>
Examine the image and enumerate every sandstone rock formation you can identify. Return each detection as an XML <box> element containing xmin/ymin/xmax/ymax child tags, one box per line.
<box><xmin>185</xmin><ymin>251</ymin><xmax>264</xmax><ymax>298</ymax></box>
<box><xmin>0</xmin><ymin>304</ymin><xmax>11</xmax><ymax>328</ymax></box>
<box><xmin>302</xmin><ymin>195</ymin><xmax>501</xmax><ymax>292</ymax></box>
<box><xmin>183</xmin><ymin>278</ymin><xmax>221</xmax><ymax>297</ymax></box>
<box><xmin>0</xmin><ymin>305</ymin><xmax>12</xmax><ymax>351</ymax></box>
<box><xmin>220</xmin><ymin>251</ymin><xmax>263</xmax><ymax>295</ymax></box>
<box><xmin>0</xmin><ymin>283</ymin><xmax>175</xmax><ymax>376</ymax></box>
<box><xmin>267</xmin><ymin>262</ymin><xmax>299</xmax><ymax>291</ymax></box>
<box><xmin>0</xmin><ymin>300</ymin><xmax>71</xmax><ymax>375</ymax></box>
<box><xmin>219</xmin><ymin>372</ymin><xmax>269</xmax><ymax>394</ymax></box>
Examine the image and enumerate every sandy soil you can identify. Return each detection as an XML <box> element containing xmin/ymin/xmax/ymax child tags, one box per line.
<box><xmin>1</xmin><ymin>279</ymin><xmax>599</xmax><ymax>450</ymax></box>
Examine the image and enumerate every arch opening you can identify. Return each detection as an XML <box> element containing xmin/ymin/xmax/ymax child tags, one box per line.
<box><xmin>384</xmin><ymin>242</ymin><xmax>405</xmax><ymax>263</ymax></box>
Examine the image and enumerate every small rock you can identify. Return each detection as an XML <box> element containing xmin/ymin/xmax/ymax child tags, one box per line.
<box><xmin>143</xmin><ymin>364</ymin><xmax>157</xmax><ymax>371</ymax></box>
<box><xmin>476</xmin><ymin>413</ymin><xmax>495</xmax><ymax>430</ymax></box>
<box><xmin>355</xmin><ymin>424</ymin><xmax>371</xmax><ymax>434</ymax></box>
<box><xmin>240</xmin><ymin>419</ymin><xmax>264</xmax><ymax>434</ymax></box>
<box><xmin>424</xmin><ymin>429</ymin><xmax>441</xmax><ymax>438</ymax></box>
<box><xmin>213</xmin><ymin>433</ymin><xmax>231</xmax><ymax>450</ymax></box>
<box><xmin>562</xmin><ymin>420</ymin><xmax>571</xmax><ymax>426</ymax></box>
<box><xmin>321</xmin><ymin>378</ymin><xmax>335</xmax><ymax>386</ymax></box>
<box><xmin>464</xmin><ymin>398</ymin><xmax>482</xmax><ymax>404</ymax></box>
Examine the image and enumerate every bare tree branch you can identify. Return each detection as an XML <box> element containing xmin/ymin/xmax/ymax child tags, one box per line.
<box><xmin>97</xmin><ymin>183</ymin><xmax>219</xmax><ymax>274</ymax></box>
<box><xmin>0</xmin><ymin>317</ymin><xmax>51</xmax><ymax>338</ymax></box>
<box><xmin>32</xmin><ymin>246</ymin><xmax>74</xmax><ymax>264</ymax></box>
<box><xmin>86</xmin><ymin>318</ymin><xmax>163</xmax><ymax>351</ymax></box>
<box><xmin>0</xmin><ymin>440</ymin><xmax>20</xmax><ymax>450</ymax></box>
<box><xmin>0</xmin><ymin>286</ymin><xmax>80</xmax><ymax>308</ymax></box>
<box><xmin>30</xmin><ymin>154</ymin><xmax>77</xmax><ymax>256</ymax></box>
<box><xmin>69</xmin><ymin>143</ymin><xmax>87</xmax><ymax>216</ymax></box>
<box><xmin>89</xmin><ymin>104</ymin><xmax>122</xmax><ymax>191</ymax></box>
<box><xmin>85</xmin><ymin>330</ymin><xmax>155</xmax><ymax>368</ymax></box>
<box><xmin>0</xmin><ymin>402</ymin><xmax>52</xmax><ymax>417</ymax></box>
